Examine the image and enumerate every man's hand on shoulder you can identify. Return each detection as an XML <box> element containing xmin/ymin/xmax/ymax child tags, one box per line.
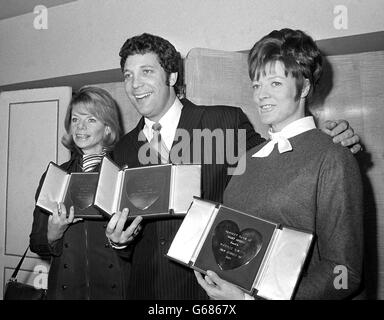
<box><xmin>320</xmin><ymin>119</ymin><xmax>362</xmax><ymax>154</ymax></box>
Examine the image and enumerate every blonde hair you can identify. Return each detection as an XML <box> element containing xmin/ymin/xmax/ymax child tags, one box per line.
<box><xmin>62</xmin><ymin>86</ymin><xmax>122</xmax><ymax>152</ymax></box>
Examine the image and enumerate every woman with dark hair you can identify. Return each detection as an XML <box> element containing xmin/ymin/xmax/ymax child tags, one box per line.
<box><xmin>29</xmin><ymin>86</ymin><xmax>127</xmax><ymax>299</ymax></box>
<box><xmin>195</xmin><ymin>29</ymin><xmax>363</xmax><ymax>300</ymax></box>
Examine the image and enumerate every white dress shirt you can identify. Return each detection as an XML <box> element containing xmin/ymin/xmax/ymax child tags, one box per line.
<box><xmin>143</xmin><ymin>97</ymin><xmax>183</xmax><ymax>150</ymax></box>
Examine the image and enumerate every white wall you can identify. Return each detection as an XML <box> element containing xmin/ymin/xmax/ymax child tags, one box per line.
<box><xmin>0</xmin><ymin>0</ymin><xmax>383</xmax><ymax>86</ymax></box>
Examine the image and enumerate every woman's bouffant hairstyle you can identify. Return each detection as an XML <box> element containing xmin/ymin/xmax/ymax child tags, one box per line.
<box><xmin>248</xmin><ymin>28</ymin><xmax>323</xmax><ymax>101</ymax></box>
<box><xmin>119</xmin><ymin>33</ymin><xmax>183</xmax><ymax>93</ymax></box>
<box><xmin>62</xmin><ymin>86</ymin><xmax>122</xmax><ymax>152</ymax></box>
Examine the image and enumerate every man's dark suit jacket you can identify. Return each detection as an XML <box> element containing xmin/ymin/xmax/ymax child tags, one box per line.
<box><xmin>112</xmin><ymin>98</ymin><xmax>264</xmax><ymax>299</ymax></box>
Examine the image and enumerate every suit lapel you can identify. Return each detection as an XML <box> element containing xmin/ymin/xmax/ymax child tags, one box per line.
<box><xmin>172</xmin><ymin>98</ymin><xmax>205</xmax><ymax>149</ymax></box>
<box><xmin>131</xmin><ymin>117</ymin><xmax>147</xmax><ymax>165</ymax></box>
<box><xmin>131</xmin><ymin>99</ymin><xmax>205</xmax><ymax>165</ymax></box>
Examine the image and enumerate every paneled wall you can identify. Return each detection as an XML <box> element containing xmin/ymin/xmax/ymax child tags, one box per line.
<box><xmin>0</xmin><ymin>87</ymin><xmax>71</xmax><ymax>298</ymax></box>
<box><xmin>2</xmin><ymin>0</ymin><xmax>384</xmax><ymax>88</ymax></box>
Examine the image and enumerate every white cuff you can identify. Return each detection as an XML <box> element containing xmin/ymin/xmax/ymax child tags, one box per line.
<box><xmin>108</xmin><ymin>238</ymin><xmax>128</xmax><ymax>250</ymax></box>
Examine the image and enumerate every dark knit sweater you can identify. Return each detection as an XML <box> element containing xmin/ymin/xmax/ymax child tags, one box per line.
<box><xmin>224</xmin><ymin>129</ymin><xmax>363</xmax><ymax>299</ymax></box>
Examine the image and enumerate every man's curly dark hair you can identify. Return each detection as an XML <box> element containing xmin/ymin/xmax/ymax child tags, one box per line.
<box><xmin>119</xmin><ymin>33</ymin><xmax>183</xmax><ymax>94</ymax></box>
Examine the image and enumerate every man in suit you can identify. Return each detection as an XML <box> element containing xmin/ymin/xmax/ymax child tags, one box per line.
<box><xmin>106</xmin><ymin>33</ymin><xmax>361</xmax><ymax>300</ymax></box>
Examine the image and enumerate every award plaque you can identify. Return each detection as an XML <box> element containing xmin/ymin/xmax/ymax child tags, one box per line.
<box><xmin>119</xmin><ymin>165</ymin><xmax>171</xmax><ymax>215</ymax></box>
<box><xmin>211</xmin><ymin>220</ymin><xmax>263</xmax><ymax>271</ymax></box>
<box><xmin>167</xmin><ymin>198</ymin><xmax>313</xmax><ymax>299</ymax></box>
<box><xmin>36</xmin><ymin>162</ymin><xmax>104</xmax><ymax>219</ymax></box>
<box><xmin>63</xmin><ymin>173</ymin><xmax>100</xmax><ymax>218</ymax></box>
<box><xmin>94</xmin><ymin>156</ymin><xmax>201</xmax><ymax>219</ymax></box>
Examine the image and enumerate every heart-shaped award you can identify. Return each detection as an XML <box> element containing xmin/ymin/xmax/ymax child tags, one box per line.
<box><xmin>69</xmin><ymin>180</ymin><xmax>95</xmax><ymax>210</ymax></box>
<box><xmin>125</xmin><ymin>171</ymin><xmax>165</xmax><ymax>211</ymax></box>
<box><xmin>212</xmin><ymin>220</ymin><xmax>263</xmax><ymax>270</ymax></box>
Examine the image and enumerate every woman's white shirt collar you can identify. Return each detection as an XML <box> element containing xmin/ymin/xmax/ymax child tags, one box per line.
<box><xmin>252</xmin><ymin>116</ymin><xmax>317</xmax><ymax>158</ymax></box>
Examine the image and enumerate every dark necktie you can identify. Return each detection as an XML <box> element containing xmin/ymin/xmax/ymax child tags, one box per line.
<box><xmin>150</xmin><ymin>123</ymin><xmax>169</xmax><ymax>164</ymax></box>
